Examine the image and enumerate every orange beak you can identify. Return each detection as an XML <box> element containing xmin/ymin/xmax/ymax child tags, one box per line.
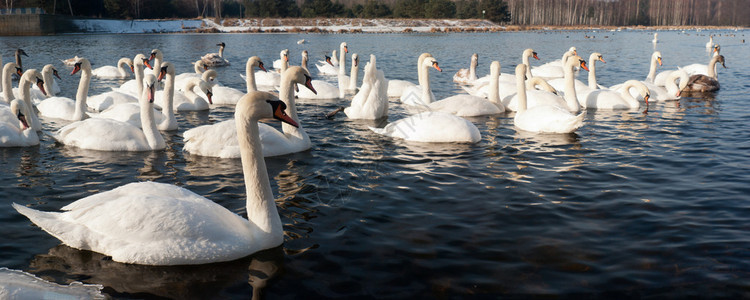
<box><xmin>259</xmin><ymin>62</ymin><xmax>267</xmax><ymax>72</ymax></box>
<box><xmin>599</xmin><ymin>57</ymin><xmax>606</xmax><ymax>63</ymax></box>
<box><xmin>206</xmin><ymin>90</ymin><xmax>213</xmax><ymax>104</ymax></box>
<box><xmin>644</xmin><ymin>94</ymin><xmax>650</xmax><ymax>105</ymax></box>
<box><xmin>344</xmin><ymin>46</ymin><xmax>348</xmax><ymax>53</ymax></box>
<box><xmin>273</xmin><ymin>102</ymin><xmax>299</xmax><ymax>128</ymax></box>
<box><xmin>304</xmin><ymin>75</ymin><xmax>317</xmax><ymax>95</ymax></box>
<box><xmin>433</xmin><ymin>62</ymin><xmax>442</xmax><ymax>72</ymax></box>
<box><xmin>532</xmin><ymin>52</ymin><xmax>540</xmax><ymax>60</ymax></box>
<box><xmin>579</xmin><ymin>60</ymin><xmax>590</xmax><ymax>72</ymax></box>
<box><xmin>36</xmin><ymin>78</ymin><xmax>47</xmax><ymax>96</ymax></box>
<box><xmin>144</xmin><ymin>60</ymin><xmax>153</xmax><ymax>70</ymax></box>
<box><xmin>71</xmin><ymin>63</ymin><xmax>81</xmax><ymax>75</ymax></box>
<box><xmin>657</xmin><ymin>57</ymin><xmax>662</xmax><ymax>66</ymax></box>
<box><xmin>158</xmin><ymin>67</ymin><xmax>167</xmax><ymax>82</ymax></box>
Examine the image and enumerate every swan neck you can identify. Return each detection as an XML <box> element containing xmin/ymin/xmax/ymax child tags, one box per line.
<box><xmin>219</xmin><ymin>46</ymin><xmax>224</xmax><ymax>58</ymax></box>
<box><xmin>301</xmin><ymin>56</ymin><xmax>308</xmax><ymax>73</ymax></box>
<box><xmin>279</xmin><ymin>74</ymin><xmax>309</xmax><ymax>141</ymax></box>
<box><xmin>161</xmin><ymin>71</ymin><xmax>176</xmax><ymax>129</ymax></box>
<box><xmin>118</xmin><ymin>58</ymin><xmax>129</xmax><ymax>77</ymax></box>
<box><xmin>619</xmin><ymin>82</ymin><xmax>641</xmax><ymax>108</ymax></box>
<box><xmin>564</xmin><ymin>62</ymin><xmax>580</xmax><ymax>112</ymax></box>
<box><xmin>236</xmin><ymin>115</ymin><xmax>283</xmax><ymax>239</ymax></box>
<box><xmin>421</xmin><ymin>63</ymin><xmax>433</xmax><ymax>104</ymax></box>
<box><xmin>42</xmin><ymin>69</ymin><xmax>54</xmax><ymax>98</ymax></box>
<box><xmin>588</xmin><ymin>60</ymin><xmax>598</xmax><ymax>89</ymax></box>
<box><xmin>135</xmin><ymin>64</ymin><xmax>144</xmax><ymax>97</ymax></box>
<box><xmin>516</xmin><ymin>72</ymin><xmax>527</xmax><ymax>113</ymax></box>
<box><xmin>140</xmin><ymin>86</ymin><xmax>164</xmax><ymax>149</ymax></box>
<box><xmin>647</xmin><ymin>56</ymin><xmax>658</xmax><ymax>82</ymax></box>
<box><xmin>489</xmin><ymin>70</ymin><xmax>500</xmax><ymax>104</ymax></box>
<box><xmin>20</xmin><ymin>77</ymin><xmax>40</xmax><ymax>131</ymax></box>
<box><xmin>2</xmin><ymin>65</ymin><xmax>14</xmax><ymax>103</ymax></box>
<box><xmin>73</xmin><ymin>67</ymin><xmax>91</xmax><ymax>120</ymax></box>
<box><xmin>349</xmin><ymin>62</ymin><xmax>358</xmax><ymax>90</ymax></box>
<box><xmin>338</xmin><ymin>48</ymin><xmax>346</xmax><ymax>75</ymax></box>
<box><xmin>469</xmin><ymin>58</ymin><xmax>477</xmax><ymax>80</ymax></box>
<box><xmin>246</xmin><ymin>61</ymin><xmax>257</xmax><ymax>92</ymax></box>
<box><xmin>194</xmin><ymin>62</ymin><xmax>202</xmax><ymax>74</ymax></box>
<box><xmin>707</xmin><ymin>56</ymin><xmax>718</xmax><ymax>79</ymax></box>
<box><xmin>522</xmin><ymin>54</ymin><xmax>532</xmax><ymax>78</ymax></box>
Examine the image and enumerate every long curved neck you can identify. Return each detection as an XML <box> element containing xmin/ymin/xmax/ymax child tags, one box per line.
<box><xmin>301</xmin><ymin>55</ymin><xmax>309</xmax><ymax>73</ymax></box>
<box><xmin>246</xmin><ymin>61</ymin><xmax>257</xmax><ymax>93</ymax></box>
<box><xmin>236</xmin><ymin>113</ymin><xmax>282</xmax><ymax>241</ymax></box>
<box><xmin>139</xmin><ymin>87</ymin><xmax>164</xmax><ymax>149</ymax></box>
<box><xmin>338</xmin><ymin>48</ymin><xmax>346</xmax><ymax>75</ymax></box>
<box><xmin>349</xmin><ymin>62</ymin><xmax>358</xmax><ymax>90</ymax></box>
<box><xmin>618</xmin><ymin>81</ymin><xmax>641</xmax><ymax>108</ymax></box>
<box><xmin>161</xmin><ymin>71</ymin><xmax>176</xmax><ymax>129</ymax></box>
<box><xmin>665</xmin><ymin>71</ymin><xmax>687</xmax><ymax>95</ymax></box>
<box><xmin>2</xmin><ymin>65</ymin><xmax>13</xmax><ymax>103</ymax></box>
<box><xmin>522</xmin><ymin>53</ymin><xmax>533</xmax><ymax>78</ymax></box>
<box><xmin>588</xmin><ymin>58</ymin><xmax>598</xmax><ymax>89</ymax></box>
<box><xmin>73</xmin><ymin>66</ymin><xmax>91</xmax><ymax>120</ymax></box>
<box><xmin>279</xmin><ymin>75</ymin><xmax>308</xmax><ymax>142</ymax></box>
<box><xmin>516</xmin><ymin>72</ymin><xmax>527</xmax><ymax>113</ymax></box>
<box><xmin>420</xmin><ymin>64</ymin><xmax>433</xmax><ymax>104</ymax></box>
<box><xmin>183</xmin><ymin>80</ymin><xmax>201</xmax><ymax>103</ymax></box>
<box><xmin>469</xmin><ymin>57</ymin><xmax>477</xmax><ymax>81</ymax></box>
<box><xmin>707</xmin><ymin>56</ymin><xmax>719</xmax><ymax>79</ymax></box>
<box><xmin>152</xmin><ymin>56</ymin><xmax>162</xmax><ymax>77</ymax></box>
<box><xmin>563</xmin><ymin>62</ymin><xmax>580</xmax><ymax>112</ymax></box>
<box><xmin>647</xmin><ymin>56</ymin><xmax>658</xmax><ymax>82</ymax></box>
<box><xmin>19</xmin><ymin>77</ymin><xmax>41</xmax><ymax>131</ymax></box>
<box><xmin>135</xmin><ymin>64</ymin><xmax>144</xmax><ymax>97</ymax></box>
<box><xmin>194</xmin><ymin>62</ymin><xmax>203</xmax><ymax>74</ymax></box>
<box><xmin>118</xmin><ymin>59</ymin><xmax>129</xmax><ymax>77</ymax></box>
<box><xmin>42</xmin><ymin>70</ymin><xmax>54</xmax><ymax>98</ymax></box>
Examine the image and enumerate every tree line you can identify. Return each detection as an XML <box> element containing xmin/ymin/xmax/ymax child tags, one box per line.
<box><xmin>2</xmin><ymin>0</ymin><xmax>747</xmax><ymax>26</ymax></box>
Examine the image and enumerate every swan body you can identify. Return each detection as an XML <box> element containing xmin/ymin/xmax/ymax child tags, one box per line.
<box><xmin>52</xmin><ymin>74</ymin><xmax>166</xmax><ymax>151</ymax></box>
<box><xmin>684</xmin><ymin>55</ymin><xmax>725</xmax><ymax>93</ymax></box>
<box><xmin>513</xmin><ymin>61</ymin><xmax>585</xmax><ymax>134</ymax></box>
<box><xmin>369</xmin><ymin>111</ymin><xmax>481</xmax><ymax>143</ymax></box>
<box><xmin>86</xmin><ymin>90</ymin><xmax>138</xmax><ymax>112</ymax></box>
<box><xmin>706</xmin><ymin>35</ymin><xmax>714</xmax><ymax>49</ymax></box>
<box><xmin>14</xmin><ymin>91</ymin><xmax>297</xmax><ymax>265</ymax></box>
<box><xmin>453</xmin><ymin>53</ymin><xmax>478</xmax><ymax>84</ymax></box>
<box><xmin>585</xmin><ymin>80</ymin><xmax>650</xmax><ymax>109</ymax></box>
<box><xmin>37</xmin><ymin>58</ymin><xmax>92</xmax><ymax>121</ymax></box>
<box><xmin>428</xmin><ymin>61</ymin><xmax>505</xmax><ymax>117</ymax></box>
<box><xmin>680</xmin><ymin>45</ymin><xmax>720</xmax><ymax>76</ymax></box>
<box><xmin>0</xmin><ymin>99</ymin><xmax>39</xmax><ymax>147</ymax></box>
<box><xmin>345</xmin><ymin>54</ymin><xmax>389</xmax><ymax>119</ymax></box>
<box><xmin>92</xmin><ymin>57</ymin><xmax>133</xmax><ymax>79</ymax></box>
<box><xmin>315</xmin><ymin>54</ymin><xmax>337</xmax><ymax>75</ymax></box>
<box><xmin>201</xmin><ymin>42</ymin><xmax>230</xmax><ymax>67</ymax></box>
<box><xmin>183</xmin><ymin>66</ymin><xmax>317</xmax><ymax>158</ymax></box>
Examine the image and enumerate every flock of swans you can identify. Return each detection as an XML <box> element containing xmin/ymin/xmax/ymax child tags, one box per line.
<box><xmin>0</xmin><ymin>33</ymin><xmax>728</xmax><ymax>267</ymax></box>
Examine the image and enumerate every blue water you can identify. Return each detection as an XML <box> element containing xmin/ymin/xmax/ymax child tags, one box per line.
<box><xmin>2</xmin><ymin>29</ymin><xmax>750</xmax><ymax>298</ymax></box>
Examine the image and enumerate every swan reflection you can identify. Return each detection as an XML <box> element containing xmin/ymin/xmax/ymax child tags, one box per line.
<box><xmin>28</xmin><ymin>244</ymin><xmax>284</xmax><ymax>300</ymax></box>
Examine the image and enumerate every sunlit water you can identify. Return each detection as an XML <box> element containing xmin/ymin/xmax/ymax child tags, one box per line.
<box><xmin>2</xmin><ymin>30</ymin><xmax>750</xmax><ymax>298</ymax></box>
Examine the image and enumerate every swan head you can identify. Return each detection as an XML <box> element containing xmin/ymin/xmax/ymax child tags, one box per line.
<box><xmin>143</xmin><ymin>74</ymin><xmax>157</xmax><ymax>103</ymax></box>
<box><xmin>569</xmin><ymin>46</ymin><xmax>578</xmax><ymax>56</ymax></box>
<box><xmin>196</xmin><ymin>80</ymin><xmax>213</xmax><ymax>104</ymax></box>
<box><xmin>238</xmin><ymin>92</ymin><xmax>299</xmax><ymax>128</ymax></box>
<box><xmin>16</xmin><ymin>49</ymin><xmax>28</xmax><ymax>57</ymax></box>
<box><xmin>280</xmin><ymin>49</ymin><xmax>289</xmax><ymax>62</ymax></box>
<box><xmin>134</xmin><ymin>54</ymin><xmax>152</xmax><ymax>70</ymax></box>
<box><xmin>340</xmin><ymin>42</ymin><xmax>348</xmax><ymax>53</ymax></box>
<box><xmin>524</xmin><ymin>49</ymin><xmax>539</xmax><ymax>60</ymax></box>
<box><xmin>717</xmin><ymin>55</ymin><xmax>726</xmax><ymax>69</ymax></box>
<box><xmin>149</xmin><ymin>49</ymin><xmax>163</xmax><ymax>62</ymax></box>
<box><xmin>325</xmin><ymin>55</ymin><xmax>333</xmax><ymax>66</ymax></box>
<box><xmin>352</xmin><ymin>54</ymin><xmax>359</xmax><ymax>67</ymax></box>
<box><xmin>471</xmin><ymin>53</ymin><xmax>479</xmax><ymax>67</ymax></box>
<box><xmin>217</xmin><ymin>42</ymin><xmax>225</xmax><ymax>48</ymax></box>
<box><xmin>423</xmin><ymin>57</ymin><xmax>442</xmax><ymax>72</ymax></box>
<box><xmin>567</xmin><ymin>55</ymin><xmax>589</xmax><ymax>72</ymax></box>
<box><xmin>652</xmin><ymin>51</ymin><xmax>662</xmax><ymax>66</ymax></box>
<box><xmin>157</xmin><ymin>62</ymin><xmax>174</xmax><ymax>82</ymax></box>
<box><xmin>249</xmin><ymin>56</ymin><xmax>267</xmax><ymax>72</ymax></box>
<box><xmin>285</xmin><ymin>66</ymin><xmax>316</xmax><ymax>95</ymax></box>
<box><xmin>713</xmin><ymin>44</ymin><xmax>720</xmax><ymax>54</ymax></box>
<box><xmin>19</xmin><ymin>69</ymin><xmax>45</xmax><ymax>96</ymax></box>
<box><xmin>71</xmin><ymin>58</ymin><xmax>91</xmax><ymax>76</ymax></box>
<box><xmin>591</xmin><ymin>53</ymin><xmax>605</xmax><ymax>63</ymax></box>
<box><xmin>42</xmin><ymin>64</ymin><xmax>61</xmax><ymax>80</ymax></box>
<box><xmin>201</xmin><ymin>70</ymin><xmax>218</xmax><ymax>86</ymax></box>
<box><xmin>10</xmin><ymin>99</ymin><xmax>30</xmax><ymax>130</ymax></box>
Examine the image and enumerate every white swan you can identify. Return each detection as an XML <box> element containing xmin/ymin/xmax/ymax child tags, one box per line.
<box><xmin>37</xmin><ymin>58</ymin><xmax>92</xmax><ymax>121</ymax></box>
<box><xmin>684</xmin><ymin>55</ymin><xmax>725</xmax><ymax>93</ymax></box>
<box><xmin>388</xmin><ymin>53</ymin><xmax>432</xmax><ymax>98</ymax></box>
<box><xmin>272</xmin><ymin>49</ymin><xmax>289</xmax><ymax>71</ymax></box>
<box><xmin>298</xmin><ymin>52</ymin><xmax>357</xmax><ymax>100</ymax></box>
<box><xmin>426</xmin><ymin>61</ymin><xmax>505</xmax><ymax>117</ymax></box>
<box><xmin>400</xmin><ymin>55</ymin><xmax>441</xmax><ymax>106</ymax></box>
<box><xmin>158</xmin><ymin>77</ymin><xmax>212</xmax><ymax>111</ymax></box>
<box><xmin>531</xmin><ymin>47</ymin><xmax>576</xmax><ymax>79</ymax></box>
<box><xmin>255</xmin><ymin>51</ymin><xmax>284</xmax><ymax>89</ymax></box>
<box><xmin>117</xmin><ymin>54</ymin><xmax>153</xmax><ymax>98</ymax></box>
<box><xmin>706</xmin><ymin>35</ymin><xmax>714</xmax><ymax>50</ymax></box>
<box><xmin>0</xmin><ymin>99</ymin><xmax>39</xmax><ymax>147</ymax></box>
<box><xmin>92</xmin><ymin>57</ymin><xmax>133</xmax><ymax>79</ymax></box>
<box><xmin>585</xmin><ymin>80</ymin><xmax>650</xmax><ymax>110</ymax></box>
<box><xmin>513</xmin><ymin>63</ymin><xmax>585</xmax><ymax>134</ymax></box>
<box><xmin>681</xmin><ymin>44</ymin><xmax>721</xmax><ymax>76</ymax></box>
<box><xmin>14</xmin><ymin>91</ymin><xmax>298</xmax><ymax>265</ymax></box>
<box><xmin>335</xmin><ymin>43</ymin><xmax>350</xmax><ymax>98</ymax></box>
<box><xmin>652</xmin><ymin>33</ymin><xmax>658</xmax><ymax>45</ymax></box>
<box><xmin>369</xmin><ymin>110</ymin><xmax>481</xmax><ymax>143</ymax></box>
<box><xmin>28</xmin><ymin>64</ymin><xmax>61</xmax><ymax>101</ymax></box>
<box><xmin>51</xmin><ymin>74</ymin><xmax>166</xmax><ymax>151</ymax></box>
<box><xmin>174</xmin><ymin>60</ymin><xmax>208</xmax><ymax>88</ymax></box>
<box><xmin>148</xmin><ymin>49</ymin><xmax>163</xmax><ymax>78</ymax></box>
<box><xmin>508</xmin><ymin>56</ymin><xmax>587</xmax><ymax>113</ymax></box>
<box><xmin>611</xmin><ymin>69</ymin><xmax>688</xmax><ymax>102</ymax></box>
<box><xmin>645</xmin><ymin>51</ymin><xmax>662</xmax><ymax>83</ymax></box>
<box><xmin>211</xmin><ymin>57</ymin><xmax>265</xmax><ymax>105</ymax></box>
<box><xmin>344</xmin><ymin>54</ymin><xmax>389</xmax><ymax>119</ymax></box>
<box><xmin>548</xmin><ymin>52</ymin><xmax>605</xmax><ymax>101</ymax></box>
<box><xmin>201</xmin><ymin>42</ymin><xmax>230</xmax><ymax>67</ymax></box>
<box><xmin>453</xmin><ymin>53</ymin><xmax>478</xmax><ymax>84</ymax></box>
<box><xmin>471</xmin><ymin>48</ymin><xmax>538</xmax><ymax>86</ymax></box>
<box><xmin>1</xmin><ymin>63</ymin><xmax>22</xmax><ymax>104</ymax></box>
<box><xmin>341</xmin><ymin>53</ymin><xmax>359</xmax><ymax>94</ymax></box>
<box><xmin>183</xmin><ymin>66</ymin><xmax>317</xmax><ymax>158</ymax></box>
<box><xmin>315</xmin><ymin>53</ymin><xmax>337</xmax><ymax>75</ymax></box>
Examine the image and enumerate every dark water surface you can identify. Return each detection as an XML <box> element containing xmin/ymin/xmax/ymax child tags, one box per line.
<box><xmin>2</xmin><ymin>30</ymin><xmax>750</xmax><ymax>298</ymax></box>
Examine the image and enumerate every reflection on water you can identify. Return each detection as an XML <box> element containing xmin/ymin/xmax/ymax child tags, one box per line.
<box><xmin>28</xmin><ymin>245</ymin><xmax>283</xmax><ymax>300</ymax></box>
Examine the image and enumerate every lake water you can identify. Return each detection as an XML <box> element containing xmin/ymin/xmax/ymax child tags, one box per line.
<box><xmin>1</xmin><ymin>29</ymin><xmax>749</xmax><ymax>298</ymax></box>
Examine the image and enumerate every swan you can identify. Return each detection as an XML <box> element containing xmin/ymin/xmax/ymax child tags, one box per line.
<box><xmin>255</xmin><ymin>51</ymin><xmax>284</xmax><ymax>88</ymax></box>
<box><xmin>426</xmin><ymin>61</ymin><xmax>505</xmax><ymax>117</ymax></box>
<box><xmin>37</xmin><ymin>58</ymin><xmax>92</xmax><ymax>121</ymax></box>
<box><xmin>400</xmin><ymin>55</ymin><xmax>441</xmax><ymax>106</ymax></box>
<box><xmin>92</xmin><ymin>57</ymin><xmax>133</xmax><ymax>79</ymax></box>
<box><xmin>157</xmin><ymin>77</ymin><xmax>212</xmax><ymax>111</ymax></box>
<box><xmin>183</xmin><ymin>66</ymin><xmax>317</xmax><ymax>158</ymax></box>
<box><xmin>548</xmin><ymin>52</ymin><xmax>605</xmax><ymax>101</ymax></box>
<box><xmin>645</xmin><ymin>51</ymin><xmax>662</xmax><ymax>83</ymax></box>
<box><xmin>335</xmin><ymin>43</ymin><xmax>350</xmax><ymax>98</ymax></box>
<box><xmin>272</xmin><ymin>49</ymin><xmax>289</xmax><ymax>72</ymax></box>
<box><xmin>1</xmin><ymin>63</ymin><xmax>23</xmax><ymax>104</ymax></box>
<box><xmin>210</xmin><ymin>57</ymin><xmax>265</xmax><ymax>105</ymax></box>
<box><xmin>470</xmin><ymin>48</ymin><xmax>538</xmax><ymax>86</ymax></box>
<box><xmin>531</xmin><ymin>47</ymin><xmax>576</xmax><ymax>78</ymax></box>
<box><xmin>117</xmin><ymin>54</ymin><xmax>153</xmax><ymax>98</ymax></box>
<box><xmin>16</xmin><ymin>69</ymin><xmax>46</xmax><ymax>131</ymax></box>
<box><xmin>344</xmin><ymin>54</ymin><xmax>389</xmax><ymax>119</ymax></box>
<box><xmin>201</xmin><ymin>42</ymin><xmax>230</xmax><ymax>67</ymax></box>
<box><xmin>453</xmin><ymin>53</ymin><xmax>478</xmax><ymax>84</ymax></box>
<box><xmin>706</xmin><ymin>35</ymin><xmax>714</xmax><ymax>50</ymax></box>
<box><xmin>388</xmin><ymin>53</ymin><xmax>432</xmax><ymax>98</ymax></box>
<box><xmin>298</xmin><ymin>53</ymin><xmax>357</xmax><ymax>100</ymax></box>
<box><xmin>611</xmin><ymin>69</ymin><xmax>688</xmax><ymax>102</ymax></box>
<box><xmin>0</xmin><ymin>99</ymin><xmax>39</xmax><ymax>147</ymax></box>
<box><xmin>507</xmin><ymin>56</ymin><xmax>587</xmax><ymax>113</ymax></box>
<box><xmin>584</xmin><ymin>80</ymin><xmax>650</xmax><ymax>110</ymax></box>
<box><xmin>684</xmin><ymin>55</ymin><xmax>725</xmax><ymax>93</ymax></box>
<box><xmin>341</xmin><ymin>53</ymin><xmax>359</xmax><ymax>94</ymax></box>
<box><xmin>681</xmin><ymin>44</ymin><xmax>721</xmax><ymax>76</ymax></box>
<box><xmin>98</xmin><ymin>62</ymin><xmax>179</xmax><ymax>130</ymax></box>
<box><xmin>148</xmin><ymin>49</ymin><xmax>163</xmax><ymax>78</ymax></box>
<box><xmin>513</xmin><ymin>63</ymin><xmax>585</xmax><ymax>134</ymax></box>
<box><xmin>25</xmin><ymin>64</ymin><xmax>61</xmax><ymax>102</ymax></box>
<box><xmin>51</xmin><ymin>74</ymin><xmax>166</xmax><ymax>151</ymax></box>
<box><xmin>315</xmin><ymin>53</ymin><xmax>337</xmax><ymax>75</ymax></box>
<box><xmin>368</xmin><ymin>110</ymin><xmax>481</xmax><ymax>143</ymax></box>
<box><xmin>13</xmin><ymin>91</ymin><xmax>298</xmax><ymax>265</ymax></box>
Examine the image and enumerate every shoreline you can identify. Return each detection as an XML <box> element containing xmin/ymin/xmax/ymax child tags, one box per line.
<box><xmin>68</xmin><ymin>17</ymin><xmax>748</xmax><ymax>35</ymax></box>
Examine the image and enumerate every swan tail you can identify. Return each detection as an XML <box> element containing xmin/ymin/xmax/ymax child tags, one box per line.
<box><xmin>12</xmin><ymin>203</ymin><xmax>93</xmax><ymax>251</ymax></box>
